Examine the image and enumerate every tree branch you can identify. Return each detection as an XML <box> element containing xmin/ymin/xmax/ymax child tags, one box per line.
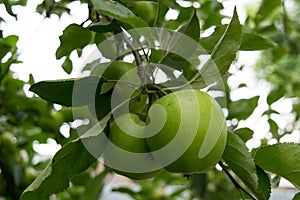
<box><xmin>105</xmin><ymin>16</ymin><xmax>145</xmax><ymax>85</ymax></box>
<box><xmin>121</xmin><ymin>31</ymin><xmax>145</xmax><ymax>84</ymax></box>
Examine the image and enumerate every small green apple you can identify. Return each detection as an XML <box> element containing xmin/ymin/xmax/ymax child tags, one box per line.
<box><xmin>105</xmin><ymin>113</ymin><xmax>162</xmax><ymax>180</ymax></box>
<box><xmin>132</xmin><ymin>1</ymin><xmax>157</xmax><ymax>25</ymax></box>
<box><xmin>89</xmin><ymin>61</ymin><xmax>146</xmax><ymax>120</ymax></box>
<box><xmin>91</xmin><ymin>61</ymin><xmax>135</xmax><ymax>81</ymax></box>
<box><xmin>146</xmin><ymin>89</ymin><xmax>227</xmax><ymax>174</ymax></box>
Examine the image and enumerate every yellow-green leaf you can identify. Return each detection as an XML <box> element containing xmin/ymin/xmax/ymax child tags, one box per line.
<box><xmin>20</xmin><ymin>137</ymin><xmax>106</xmax><ymax>200</ymax></box>
<box><xmin>255</xmin><ymin>143</ymin><xmax>300</xmax><ymax>189</ymax></box>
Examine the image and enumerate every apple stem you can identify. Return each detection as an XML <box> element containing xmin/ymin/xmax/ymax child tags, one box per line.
<box><xmin>218</xmin><ymin>161</ymin><xmax>258</xmax><ymax>200</ymax></box>
<box><xmin>183</xmin><ymin>174</ymin><xmax>191</xmax><ymax>180</ymax></box>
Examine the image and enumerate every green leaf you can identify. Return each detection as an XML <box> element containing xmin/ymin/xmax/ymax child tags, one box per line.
<box><xmin>0</xmin><ymin>42</ymin><xmax>11</xmax><ymax>60</ymax></box>
<box><xmin>20</xmin><ymin>137</ymin><xmax>105</xmax><ymax>200</ymax></box>
<box><xmin>56</xmin><ymin>24</ymin><xmax>92</xmax><ymax>59</ymax></box>
<box><xmin>262</xmin><ymin>109</ymin><xmax>280</xmax><ymax>116</ymax></box>
<box><xmin>228</xmin><ymin>96</ymin><xmax>259</xmax><ymax>120</ymax></box>
<box><xmin>223</xmin><ymin>133</ymin><xmax>271</xmax><ymax>200</ymax></box>
<box><xmin>200</xmin><ymin>26</ymin><xmax>275</xmax><ymax>52</ymax></box>
<box><xmin>89</xmin><ymin>23</ymin><xmax>116</xmax><ymax>33</ymax></box>
<box><xmin>112</xmin><ymin>187</ymin><xmax>137</xmax><ymax>198</ymax></box>
<box><xmin>255</xmin><ymin>0</ymin><xmax>281</xmax><ymax>23</ymax></box>
<box><xmin>178</xmin><ymin>11</ymin><xmax>200</xmax><ymax>43</ymax></box>
<box><xmin>255</xmin><ymin>166</ymin><xmax>271</xmax><ymax>200</ymax></box>
<box><xmin>166</xmin><ymin>10</ymin><xmax>200</xmax><ymax>61</ymax></box>
<box><xmin>199</xmin><ymin>26</ymin><xmax>225</xmax><ymax>53</ymax></box>
<box><xmin>3</xmin><ymin>0</ymin><xmax>17</xmax><ymax>18</ymax></box>
<box><xmin>3</xmin><ymin>35</ymin><xmax>18</xmax><ymax>47</ymax></box>
<box><xmin>293</xmin><ymin>192</ymin><xmax>300</xmax><ymax>200</ymax></box>
<box><xmin>29</xmin><ymin>76</ymin><xmax>106</xmax><ymax>107</ymax></box>
<box><xmin>191</xmin><ymin>173</ymin><xmax>207</xmax><ymax>198</ymax></box>
<box><xmin>271</xmin><ymin>175</ymin><xmax>281</xmax><ymax>188</ymax></box>
<box><xmin>94</xmin><ymin>32</ymin><xmax>120</xmax><ymax>59</ymax></box>
<box><xmin>156</xmin><ymin>0</ymin><xmax>170</xmax><ymax>25</ymax></box>
<box><xmin>150</xmin><ymin>49</ymin><xmax>165</xmax><ymax>63</ymax></box>
<box><xmin>267</xmin><ymin>85</ymin><xmax>285</xmax><ymax>105</ymax></box>
<box><xmin>240</xmin><ymin>32</ymin><xmax>275</xmax><ymax>50</ymax></box>
<box><xmin>28</xmin><ymin>74</ymin><xmax>35</xmax><ymax>85</ymax></box>
<box><xmin>160</xmin><ymin>54</ymin><xmax>191</xmax><ymax>71</ymax></box>
<box><xmin>255</xmin><ymin>143</ymin><xmax>300</xmax><ymax>189</ymax></box>
<box><xmin>62</xmin><ymin>56</ymin><xmax>72</xmax><ymax>74</ymax></box>
<box><xmin>222</xmin><ymin>133</ymin><xmax>258</xmax><ymax>196</ymax></box>
<box><xmin>197</xmin><ymin>7</ymin><xmax>242</xmax><ymax>86</ymax></box>
<box><xmin>81</xmin><ymin>172</ymin><xmax>107</xmax><ymax>200</ymax></box>
<box><xmin>91</xmin><ymin>0</ymin><xmax>147</xmax><ymax>28</ymax></box>
<box><xmin>197</xmin><ymin>1</ymin><xmax>224</xmax><ymax>30</ymax></box>
<box><xmin>156</xmin><ymin>2</ymin><xmax>192</xmax><ymax>29</ymax></box>
<box><xmin>158</xmin><ymin>11</ymin><xmax>200</xmax><ymax>71</ymax></box>
<box><xmin>36</xmin><ymin>0</ymin><xmax>70</xmax><ymax>17</ymax></box>
<box><xmin>268</xmin><ymin>118</ymin><xmax>279</xmax><ymax>139</ymax></box>
<box><xmin>0</xmin><ymin>35</ymin><xmax>18</xmax><ymax>59</ymax></box>
<box><xmin>234</xmin><ymin>128</ymin><xmax>253</xmax><ymax>142</ymax></box>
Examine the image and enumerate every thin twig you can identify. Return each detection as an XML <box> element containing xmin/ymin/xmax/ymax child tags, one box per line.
<box><xmin>121</xmin><ymin>32</ymin><xmax>145</xmax><ymax>85</ymax></box>
<box><xmin>218</xmin><ymin>161</ymin><xmax>258</xmax><ymax>200</ymax></box>
<box><xmin>136</xmin><ymin>39</ymin><xmax>149</xmax><ymax>62</ymax></box>
<box><xmin>105</xmin><ymin>16</ymin><xmax>145</xmax><ymax>85</ymax></box>
<box><xmin>147</xmin><ymin>83</ymin><xmax>168</xmax><ymax>96</ymax></box>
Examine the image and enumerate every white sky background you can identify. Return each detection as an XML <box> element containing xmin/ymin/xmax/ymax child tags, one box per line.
<box><xmin>0</xmin><ymin>0</ymin><xmax>258</xmax><ymax>82</ymax></box>
<box><xmin>1</xmin><ymin>0</ymin><xmax>298</xmax><ymax>191</ymax></box>
<box><xmin>0</xmin><ymin>1</ymin><xmax>90</xmax><ymax>82</ymax></box>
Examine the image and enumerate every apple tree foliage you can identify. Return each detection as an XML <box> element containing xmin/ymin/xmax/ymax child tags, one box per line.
<box><xmin>0</xmin><ymin>0</ymin><xmax>300</xmax><ymax>199</ymax></box>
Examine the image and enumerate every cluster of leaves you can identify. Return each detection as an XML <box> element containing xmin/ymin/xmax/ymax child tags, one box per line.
<box><xmin>0</xmin><ymin>2</ymin><xmax>110</xmax><ymax>200</ymax></box>
<box><xmin>1</xmin><ymin>0</ymin><xmax>300</xmax><ymax>200</ymax></box>
<box><xmin>252</xmin><ymin>0</ymin><xmax>300</xmax><ymax>142</ymax></box>
<box><xmin>0</xmin><ymin>27</ymin><xmax>62</xmax><ymax>200</ymax></box>
<box><xmin>0</xmin><ymin>0</ymin><xmax>27</xmax><ymax>19</ymax></box>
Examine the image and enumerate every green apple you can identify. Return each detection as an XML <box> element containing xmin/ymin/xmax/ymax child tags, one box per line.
<box><xmin>105</xmin><ymin>113</ymin><xmax>162</xmax><ymax>180</ymax></box>
<box><xmin>91</xmin><ymin>61</ymin><xmax>135</xmax><ymax>81</ymax></box>
<box><xmin>146</xmin><ymin>89</ymin><xmax>227</xmax><ymax>174</ymax></box>
<box><xmin>89</xmin><ymin>61</ymin><xmax>146</xmax><ymax>120</ymax></box>
<box><xmin>132</xmin><ymin>1</ymin><xmax>157</xmax><ymax>25</ymax></box>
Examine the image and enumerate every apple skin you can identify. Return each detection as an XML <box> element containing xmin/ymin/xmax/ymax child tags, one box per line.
<box><xmin>89</xmin><ymin>61</ymin><xmax>146</xmax><ymax>120</ymax></box>
<box><xmin>106</xmin><ymin>113</ymin><xmax>163</xmax><ymax>180</ymax></box>
<box><xmin>146</xmin><ymin>89</ymin><xmax>227</xmax><ymax>174</ymax></box>
<box><xmin>91</xmin><ymin>61</ymin><xmax>135</xmax><ymax>81</ymax></box>
<box><xmin>132</xmin><ymin>1</ymin><xmax>157</xmax><ymax>25</ymax></box>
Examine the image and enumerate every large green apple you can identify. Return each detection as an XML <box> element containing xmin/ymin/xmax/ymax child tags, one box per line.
<box><xmin>146</xmin><ymin>89</ymin><xmax>227</xmax><ymax>174</ymax></box>
<box><xmin>104</xmin><ymin>113</ymin><xmax>163</xmax><ymax>180</ymax></box>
